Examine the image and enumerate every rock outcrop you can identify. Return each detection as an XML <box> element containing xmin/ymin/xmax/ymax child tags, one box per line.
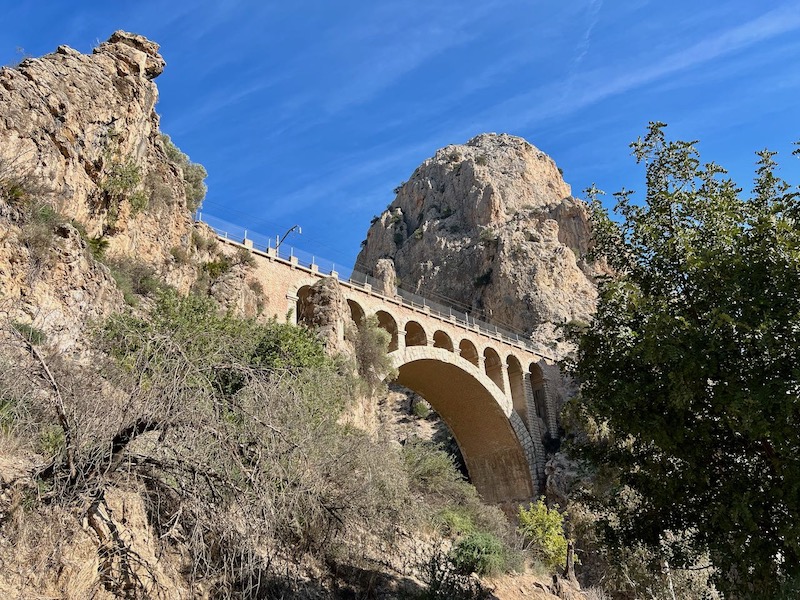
<box><xmin>0</xmin><ymin>31</ymin><xmax>203</xmax><ymax>352</ymax></box>
<box><xmin>298</xmin><ymin>276</ymin><xmax>356</xmax><ymax>354</ymax></box>
<box><xmin>356</xmin><ymin>133</ymin><xmax>600</xmax><ymax>351</ymax></box>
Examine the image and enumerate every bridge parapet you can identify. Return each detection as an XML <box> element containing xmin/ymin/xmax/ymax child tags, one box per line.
<box><xmin>205</xmin><ymin>222</ymin><xmax>556</xmax><ymax>362</ymax></box>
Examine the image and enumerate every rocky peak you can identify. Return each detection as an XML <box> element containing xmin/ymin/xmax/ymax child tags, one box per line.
<box><xmin>94</xmin><ymin>30</ymin><xmax>166</xmax><ymax>79</ymax></box>
<box><xmin>0</xmin><ymin>32</ymin><xmax>200</xmax><ymax>353</ymax></box>
<box><xmin>0</xmin><ymin>30</ymin><xmax>193</xmax><ymax>261</ymax></box>
<box><xmin>356</xmin><ymin>133</ymin><xmax>599</xmax><ymax>350</ymax></box>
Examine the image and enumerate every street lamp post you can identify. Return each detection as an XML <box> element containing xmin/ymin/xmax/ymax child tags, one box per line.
<box><xmin>275</xmin><ymin>225</ymin><xmax>302</xmax><ymax>252</ymax></box>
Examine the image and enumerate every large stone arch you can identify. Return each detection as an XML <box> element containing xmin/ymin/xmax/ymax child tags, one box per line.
<box><xmin>390</xmin><ymin>346</ymin><xmax>536</xmax><ymax>507</ymax></box>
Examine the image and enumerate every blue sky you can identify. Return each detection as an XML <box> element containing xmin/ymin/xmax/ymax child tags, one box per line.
<box><xmin>3</xmin><ymin>1</ymin><xmax>799</xmax><ymax>267</ymax></box>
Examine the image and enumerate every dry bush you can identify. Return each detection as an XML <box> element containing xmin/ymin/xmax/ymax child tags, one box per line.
<box><xmin>0</xmin><ymin>293</ymin><xmax>418</xmax><ymax>598</ymax></box>
<box><xmin>0</xmin><ymin>290</ymin><xmax>523</xmax><ymax>598</ymax></box>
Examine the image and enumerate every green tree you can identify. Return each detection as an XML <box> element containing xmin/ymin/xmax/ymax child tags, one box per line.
<box><xmin>160</xmin><ymin>133</ymin><xmax>208</xmax><ymax>211</ymax></box>
<box><xmin>569</xmin><ymin>122</ymin><xmax>800</xmax><ymax>599</ymax></box>
<box><xmin>517</xmin><ymin>498</ymin><xmax>568</xmax><ymax>571</ymax></box>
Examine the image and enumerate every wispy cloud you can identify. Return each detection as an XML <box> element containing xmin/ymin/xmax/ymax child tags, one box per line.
<box><xmin>321</xmin><ymin>0</ymin><xmax>504</xmax><ymax>113</ymax></box>
<box><xmin>569</xmin><ymin>0</ymin><xmax>603</xmax><ymax>75</ymax></box>
<box><xmin>482</xmin><ymin>2</ymin><xmax>800</xmax><ymax>131</ymax></box>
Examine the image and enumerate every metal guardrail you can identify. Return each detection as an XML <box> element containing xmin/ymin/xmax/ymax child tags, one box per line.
<box><xmin>195</xmin><ymin>213</ymin><xmax>554</xmax><ymax>359</ymax></box>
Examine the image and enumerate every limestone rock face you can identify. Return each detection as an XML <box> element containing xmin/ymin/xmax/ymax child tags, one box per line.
<box><xmin>356</xmin><ymin>133</ymin><xmax>600</xmax><ymax>350</ymax></box>
<box><xmin>209</xmin><ymin>264</ymin><xmax>262</xmax><ymax>319</ymax></box>
<box><xmin>374</xmin><ymin>257</ymin><xmax>397</xmax><ymax>296</ymax></box>
<box><xmin>0</xmin><ymin>32</ymin><xmax>203</xmax><ymax>352</ymax></box>
<box><xmin>0</xmin><ymin>218</ymin><xmax>123</xmax><ymax>355</ymax></box>
<box><xmin>0</xmin><ymin>30</ymin><xmax>194</xmax><ymax>269</ymax></box>
<box><xmin>298</xmin><ymin>277</ymin><xmax>355</xmax><ymax>354</ymax></box>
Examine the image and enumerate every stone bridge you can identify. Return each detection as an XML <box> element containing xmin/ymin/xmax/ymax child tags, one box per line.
<box><xmin>218</xmin><ymin>233</ymin><xmax>561</xmax><ymax>507</ymax></box>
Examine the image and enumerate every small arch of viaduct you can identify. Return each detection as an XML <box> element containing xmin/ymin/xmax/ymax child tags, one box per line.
<box><xmin>223</xmin><ymin>240</ymin><xmax>560</xmax><ymax>507</ymax></box>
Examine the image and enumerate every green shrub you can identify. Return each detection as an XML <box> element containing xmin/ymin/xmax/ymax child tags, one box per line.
<box><xmin>475</xmin><ymin>154</ymin><xmax>488</xmax><ymax>166</ymax></box>
<box><xmin>87</xmin><ymin>236</ymin><xmax>109</xmax><ymax>260</ymax></box>
<box><xmin>249</xmin><ymin>280</ymin><xmax>265</xmax><ymax>314</ymax></box>
<box><xmin>247</xmin><ymin>279</ymin><xmax>264</xmax><ymax>295</ymax></box>
<box><xmin>20</xmin><ymin>203</ymin><xmax>64</xmax><ymax>264</ymax></box>
<box><xmin>99</xmin><ymin>157</ymin><xmax>150</xmax><ymax>225</ymax></box>
<box><xmin>183</xmin><ymin>163</ymin><xmax>208</xmax><ymax>212</ymax></box>
<box><xmin>0</xmin><ymin>398</ymin><xmax>16</xmax><ymax>433</ymax></box>
<box><xmin>251</xmin><ymin>320</ymin><xmax>330</xmax><ymax>374</ymax></box>
<box><xmin>437</xmin><ymin>507</ymin><xmax>475</xmax><ymax>536</ymax></box>
<box><xmin>450</xmin><ymin>531</ymin><xmax>507</xmax><ymax>576</ymax></box>
<box><xmin>234</xmin><ymin>246</ymin><xmax>256</xmax><ymax>268</ymax></box>
<box><xmin>191</xmin><ymin>229</ymin><xmax>218</xmax><ymax>254</ymax></box>
<box><xmin>11</xmin><ymin>321</ymin><xmax>46</xmax><ymax>346</ymax></box>
<box><xmin>478</xmin><ymin>228</ymin><xmax>498</xmax><ymax>244</ymax></box>
<box><xmin>145</xmin><ymin>169</ymin><xmax>174</xmax><ymax>207</ymax></box>
<box><xmin>1</xmin><ymin>179</ymin><xmax>28</xmax><ymax>204</ymax></box>
<box><xmin>412</xmin><ymin>398</ymin><xmax>431</xmax><ymax>418</ymax></box>
<box><xmin>129</xmin><ymin>190</ymin><xmax>149</xmax><ymax>214</ymax></box>
<box><xmin>413</xmin><ymin>228</ymin><xmax>423</xmax><ymax>240</ymax></box>
<box><xmin>203</xmin><ymin>257</ymin><xmax>232</xmax><ymax>280</ymax></box>
<box><xmin>353</xmin><ymin>315</ymin><xmax>397</xmax><ymax>390</ymax></box>
<box><xmin>106</xmin><ymin>257</ymin><xmax>162</xmax><ymax>305</ymax></box>
<box><xmin>402</xmin><ymin>439</ymin><xmax>468</xmax><ymax>500</ymax></box>
<box><xmin>102</xmin><ymin>159</ymin><xmax>141</xmax><ymax>200</ymax></box>
<box><xmin>160</xmin><ymin>133</ymin><xmax>208</xmax><ymax>211</ymax></box>
<box><xmin>517</xmin><ymin>497</ymin><xmax>568</xmax><ymax>570</ymax></box>
<box><xmin>416</xmin><ymin>549</ymin><xmax>490</xmax><ymax>600</ymax></box>
<box><xmin>170</xmin><ymin>246</ymin><xmax>190</xmax><ymax>265</ymax></box>
<box><xmin>38</xmin><ymin>424</ymin><xmax>65</xmax><ymax>457</ymax></box>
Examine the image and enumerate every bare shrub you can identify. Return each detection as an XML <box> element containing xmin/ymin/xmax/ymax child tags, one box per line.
<box><xmin>0</xmin><ymin>293</ymin><xmax>419</xmax><ymax>597</ymax></box>
<box><xmin>0</xmin><ymin>290</ymin><xmax>522</xmax><ymax>598</ymax></box>
<box><xmin>18</xmin><ymin>203</ymin><xmax>65</xmax><ymax>270</ymax></box>
<box><xmin>234</xmin><ymin>246</ymin><xmax>255</xmax><ymax>268</ymax></box>
<box><xmin>583</xmin><ymin>587</ymin><xmax>611</xmax><ymax>600</ymax></box>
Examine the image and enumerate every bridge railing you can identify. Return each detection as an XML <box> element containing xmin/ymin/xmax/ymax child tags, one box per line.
<box><xmin>195</xmin><ymin>213</ymin><xmax>554</xmax><ymax>359</ymax></box>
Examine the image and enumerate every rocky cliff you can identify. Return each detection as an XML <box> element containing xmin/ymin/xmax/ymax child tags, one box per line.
<box><xmin>356</xmin><ymin>133</ymin><xmax>599</xmax><ymax>349</ymax></box>
<box><xmin>0</xmin><ymin>32</ymin><xmax>207</xmax><ymax>353</ymax></box>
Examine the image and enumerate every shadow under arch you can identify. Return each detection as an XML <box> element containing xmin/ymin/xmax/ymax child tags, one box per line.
<box><xmin>296</xmin><ymin>285</ymin><xmax>314</xmax><ymax>327</ymax></box>
<box><xmin>405</xmin><ymin>320</ymin><xmax>427</xmax><ymax>346</ymax></box>
<box><xmin>390</xmin><ymin>346</ymin><xmax>535</xmax><ymax>507</ymax></box>
<box><xmin>347</xmin><ymin>299</ymin><xmax>365</xmax><ymax>327</ymax></box>
<box><xmin>507</xmin><ymin>355</ymin><xmax>527</xmax><ymax>428</ymax></box>
<box><xmin>433</xmin><ymin>330</ymin><xmax>454</xmax><ymax>352</ymax></box>
<box><xmin>375</xmin><ymin>310</ymin><xmax>399</xmax><ymax>352</ymax></box>
<box><xmin>484</xmin><ymin>347</ymin><xmax>505</xmax><ymax>392</ymax></box>
<box><xmin>459</xmin><ymin>339</ymin><xmax>480</xmax><ymax>367</ymax></box>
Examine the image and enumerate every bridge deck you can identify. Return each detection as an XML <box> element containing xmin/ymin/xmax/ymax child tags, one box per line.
<box><xmin>214</xmin><ymin>232</ymin><xmax>555</xmax><ymax>363</ymax></box>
